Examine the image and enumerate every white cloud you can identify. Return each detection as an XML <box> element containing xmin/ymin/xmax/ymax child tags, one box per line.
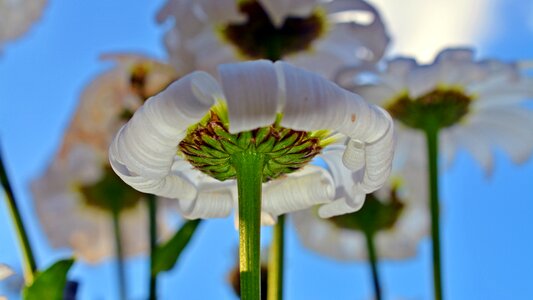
<box><xmin>368</xmin><ymin>0</ymin><xmax>499</xmax><ymax>62</ymax></box>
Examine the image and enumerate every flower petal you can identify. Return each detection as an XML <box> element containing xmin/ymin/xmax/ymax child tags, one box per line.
<box><xmin>276</xmin><ymin>61</ymin><xmax>394</xmax><ymax>195</ymax></box>
<box><xmin>0</xmin><ymin>264</ymin><xmax>14</xmax><ymax>281</ymax></box>
<box><xmin>109</xmin><ymin>71</ymin><xmax>219</xmax><ymax>197</ymax></box>
<box><xmin>178</xmin><ymin>189</ymin><xmax>234</xmax><ymax>219</ymax></box>
<box><xmin>219</xmin><ymin>60</ymin><xmax>279</xmax><ymax>133</ymax></box>
<box><xmin>262</xmin><ymin>165</ymin><xmax>335</xmax><ymax>216</ymax></box>
<box><xmin>257</xmin><ymin>0</ymin><xmax>318</xmax><ymax>27</ymax></box>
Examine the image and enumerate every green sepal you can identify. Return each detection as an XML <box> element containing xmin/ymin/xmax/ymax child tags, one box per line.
<box><xmin>272</xmin><ymin>132</ymin><xmax>299</xmax><ymax>152</ymax></box>
<box><xmin>23</xmin><ymin>258</ymin><xmax>75</xmax><ymax>300</ymax></box>
<box><xmin>201</xmin><ymin>135</ymin><xmax>226</xmax><ymax>152</ymax></box>
<box><xmin>152</xmin><ymin>219</ymin><xmax>202</xmax><ymax>275</ymax></box>
<box><xmin>237</xmin><ymin>131</ymin><xmax>253</xmax><ymax>149</ymax></box>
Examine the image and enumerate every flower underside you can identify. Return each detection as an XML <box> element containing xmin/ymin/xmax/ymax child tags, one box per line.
<box><xmin>386</xmin><ymin>88</ymin><xmax>472</xmax><ymax>130</ymax></box>
<box><xmin>220</xmin><ymin>1</ymin><xmax>326</xmax><ymax>60</ymax></box>
<box><xmin>178</xmin><ymin>105</ymin><xmax>331</xmax><ymax>182</ymax></box>
<box><xmin>78</xmin><ymin>165</ymin><xmax>143</xmax><ymax>213</ymax></box>
<box><xmin>328</xmin><ymin>187</ymin><xmax>404</xmax><ymax>234</ymax></box>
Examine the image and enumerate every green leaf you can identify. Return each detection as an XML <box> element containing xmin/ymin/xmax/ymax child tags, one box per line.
<box><xmin>152</xmin><ymin>219</ymin><xmax>202</xmax><ymax>275</ymax></box>
<box><xmin>23</xmin><ymin>258</ymin><xmax>75</xmax><ymax>300</ymax></box>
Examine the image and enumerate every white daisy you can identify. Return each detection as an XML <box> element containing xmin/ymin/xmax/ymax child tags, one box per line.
<box><xmin>31</xmin><ymin>144</ymin><xmax>174</xmax><ymax>263</ymax></box>
<box><xmin>109</xmin><ymin>60</ymin><xmax>395</xmax><ymax>221</ymax></box>
<box><xmin>156</xmin><ymin>0</ymin><xmax>389</xmax><ymax>78</ymax></box>
<box><xmin>293</xmin><ymin>145</ymin><xmax>429</xmax><ymax>260</ymax></box>
<box><xmin>339</xmin><ymin>48</ymin><xmax>533</xmax><ymax>173</ymax></box>
<box><xmin>31</xmin><ymin>54</ymin><xmax>178</xmax><ymax>263</ymax></box>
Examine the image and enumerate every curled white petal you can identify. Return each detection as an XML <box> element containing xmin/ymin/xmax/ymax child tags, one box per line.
<box><xmin>262</xmin><ymin>165</ymin><xmax>335</xmax><ymax>216</ymax></box>
<box><xmin>178</xmin><ymin>189</ymin><xmax>234</xmax><ymax>219</ymax></box>
<box><xmin>276</xmin><ymin>61</ymin><xmax>394</xmax><ymax>195</ymax></box>
<box><xmin>219</xmin><ymin>60</ymin><xmax>279</xmax><ymax>133</ymax></box>
<box><xmin>109</xmin><ymin>71</ymin><xmax>219</xmax><ymax>197</ymax></box>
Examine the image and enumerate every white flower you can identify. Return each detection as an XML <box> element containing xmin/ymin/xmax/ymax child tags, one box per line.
<box><xmin>156</xmin><ymin>0</ymin><xmax>389</xmax><ymax>78</ymax></box>
<box><xmin>60</xmin><ymin>53</ymin><xmax>178</xmax><ymax>158</ymax></box>
<box><xmin>0</xmin><ymin>0</ymin><xmax>47</xmax><ymax>49</ymax></box>
<box><xmin>31</xmin><ymin>144</ymin><xmax>174</xmax><ymax>263</ymax></box>
<box><xmin>339</xmin><ymin>48</ymin><xmax>533</xmax><ymax>173</ymax></box>
<box><xmin>293</xmin><ymin>147</ymin><xmax>429</xmax><ymax>260</ymax></box>
<box><xmin>109</xmin><ymin>60</ymin><xmax>395</xmax><ymax>221</ymax></box>
<box><xmin>31</xmin><ymin>54</ymin><xmax>178</xmax><ymax>263</ymax></box>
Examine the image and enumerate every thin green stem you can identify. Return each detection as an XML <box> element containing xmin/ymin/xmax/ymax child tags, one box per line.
<box><xmin>148</xmin><ymin>194</ymin><xmax>158</xmax><ymax>300</ymax></box>
<box><xmin>267</xmin><ymin>214</ymin><xmax>285</xmax><ymax>300</ymax></box>
<box><xmin>111</xmin><ymin>209</ymin><xmax>126</xmax><ymax>300</ymax></box>
<box><xmin>233</xmin><ymin>151</ymin><xmax>264</xmax><ymax>300</ymax></box>
<box><xmin>0</xmin><ymin>148</ymin><xmax>37</xmax><ymax>284</ymax></box>
<box><xmin>363</xmin><ymin>231</ymin><xmax>382</xmax><ymax>300</ymax></box>
<box><xmin>424</xmin><ymin>126</ymin><xmax>443</xmax><ymax>300</ymax></box>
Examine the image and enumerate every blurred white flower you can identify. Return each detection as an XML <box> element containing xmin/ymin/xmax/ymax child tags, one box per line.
<box><xmin>0</xmin><ymin>0</ymin><xmax>47</xmax><ymax>49</ymax></box>
<box><xmin>31</xmin><ymin>144</ymin><xmax>175</xmax><ymax>263</ymax></box>
<box><xmin>339</xmin><ymin>48</ymin><xmax>533</xmax><ymax>173</ymax></box>
<box><xmin>30</xmin><ymin>54</ymin><xmax>178</xmax><ymax>263</ymax></box>
<box><xmin>60</xmin><ymin>53</ymin><xmax>178</xmax><ymax>158</ymax></box>
<box><xmin>0</xmin><ymin>264</ymin><xmax>13</xmax><ymax>281</ymax></box>
<box><xmin>109</xmin><ymin>60</ymin><xmax>395</xmax><ymax>221</ymax></box>
<box><xmin>156</xmin><ymin>0</ymin><xmax>389</xmax><ymax>78</ymax></box>
<box><xmin>294</xmin><ymin>147</ymin><xmax>429</xmax><ymax>260</ymax></box>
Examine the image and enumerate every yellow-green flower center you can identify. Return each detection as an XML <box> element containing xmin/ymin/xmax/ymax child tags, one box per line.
<box><xmin>78</xmin><ymin>165</ymin><xmax>143</xmax><ymax>213</ymax></box>
<box><xmin>328</xmin><ymin>188</ymin><xmax>404</xmax><ymax>234</ymax></box>
<box><xmin>220</xmin><ymin>1</ymin><xmax>327</xmax><ymax>60</ymax></box>
<box><xmin>178</xmin><ymin>104</ymin><xmax>332</xmax><ymax>182</ymax></box>
<box><xmin>386</xmin><ymin>88</ymin><xmax>472</xmax><ymax>130</ymax></box>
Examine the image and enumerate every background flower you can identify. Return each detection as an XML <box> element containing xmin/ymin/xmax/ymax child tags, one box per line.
<box><xmin>294</xmin><ymin>145</ymin><xmax>429</xmax><ymax>260</ymax></box>
<box><xmin>340</xmin><ymin>48</ymin><xmax>533</xmax><ymax>173</ymax></box>
<box><xmin>156</xmin><ymin>0</ymin><xmax>389</xmax><ymax>78</ymax></box>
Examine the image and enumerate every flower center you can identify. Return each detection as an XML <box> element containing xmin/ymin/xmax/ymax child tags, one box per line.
<box><xmin>386</xmin><ymin>88</ymin><xmax>472</xmax><ymax>130</ymax></box>
<box><xmin>77</xmin><ymin>165</ymin><xmax>143</xmax><ymax>213</ymax></box>
<box><xmin>328</xmin><ymin>188</ymin><xmax>404</xmax><ymax>234</ymax></box>
<box><xmin>178</xmin><ymin>105</ymin><xmax>331</xmax><ymax>182</ymax></box>
<box><xmin>220</xmin><ymin>1</ymin><xmax>326</xmax><ymax>60</ymax></box>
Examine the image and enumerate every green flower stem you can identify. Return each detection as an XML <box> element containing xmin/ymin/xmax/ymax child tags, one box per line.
<box><xmin>111</xmin><ymin>209</ymin><xmax>126</xmax><ymax>300</ymax></box>
<box><xmin>363</xmin><ymin>231</ymin><xmax>382</xmax><ymax>300</ymax></box>
<box><xmin>148</xmin><ymin>194</ymin><xmax>158</xmax><ymax>300</ymax></box>
<box><xmin>0</xmin><ymin>148</ymin><xmax>37</xmax><ymax>284</ymax></box>
<box><xmin>233</xmin><ymin>150</ymin><xmax>264</xmax><ymax>300</ymax></box>
<box><xmin>267</xmin><ymin>214</ymin><xmax>285</xmax><ymax>300</ymax></box>
<box><xmin>424</xmin><ymin>125</ymin><xmax>443</xmax><ymax>300</ymax></box>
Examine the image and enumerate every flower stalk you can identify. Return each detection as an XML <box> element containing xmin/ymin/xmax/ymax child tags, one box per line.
<box><xmin>0</xmin><ymin>147</ymin><xmax>37</xmax><ymax>284</ymax></box>
<box><xmin>233</xmin><ymin>150</ymin><xmax>264</xmax><ymax>300</ymax></box>
<box><xmin>268</xmin><ymin>214</ymin><xmax>285</xmax><ymax>300</ymax></box>
<box><xmin>424</xmin><ymin>124</ymin><xmax>443</xmax><ymax>300</ymax></box>
<box><xmin>148</xmin><ymin>194</ymin><xmax>158</xmax><ymax>300</ymax></box>
<box><xmin>363</xmin><ymin>230</ymin><xmax>382</xmax><ymax>300</ymax></box>
<box><xmin>110</xmin><ymin>208</ymin><xmax>127</xmax><ymax>300</ymax></box>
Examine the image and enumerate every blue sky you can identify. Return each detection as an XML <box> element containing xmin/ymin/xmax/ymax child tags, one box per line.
<box><xmin>1</xmin><ymin>0</ymin><xmax>533</xmax><ymax>299</ymax></box>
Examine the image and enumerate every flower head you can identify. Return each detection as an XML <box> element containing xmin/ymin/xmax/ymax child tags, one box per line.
<box><xmin>294</xmin><ymin>149</ymin><xmax>429</xmax><ymax>260</ymax></box>
<box><xmin>31</xmin><ymin>144</ymin><xmax>174</xmax><ymax>263</ymax></box>
<box><xmin>109</xmin><ymin>60</ymin><xmax>395</xmax><ymax>221</ymax></box>
<box><xmin>156</xmin><ymin>0</ymin><xmax>389</xmax><ymax>78</ymax></box>
<box><xmin>339</xmin><ymin>48</ymin><xmax>533</xmax><ymax>173</ymax></box>
<box><xmin>0</xmin><ymin>0</ymin><xmax>47</xmax><ymax>49</ymax></box>
<box><xmin>31</xmin><ymin>54</ymin><xmax>177</xmax><ymax>263</ymax></box>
